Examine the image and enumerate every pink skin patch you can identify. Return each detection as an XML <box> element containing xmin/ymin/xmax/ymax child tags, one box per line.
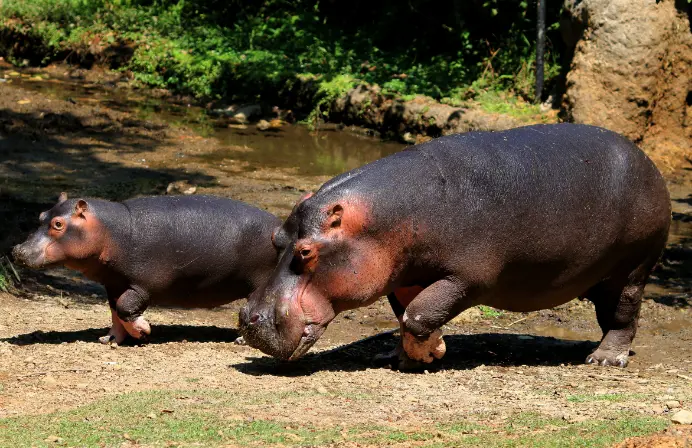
<box><xmin>98</xmin><ymin>309</ymin><xmax>130</xmax><ymax>345</ymax></box>
<box><xmin>402</xmin><ymin>328</ymin><xmax>446</xmax><ymax>363</ymax></box>
<box><xmin>122</xmin><ymin>316</ymin><xmax>151</xmax><ymax>339</ymax></box>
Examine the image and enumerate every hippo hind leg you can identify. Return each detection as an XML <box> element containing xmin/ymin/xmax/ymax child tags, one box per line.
<box><xmin>585</xmin><ymin>259</ymin><xmax>657</xmax><ymax>368</ymax></box>
<box><xmin>99</xmin><ymin>307</ymin><xmax>131</xmax><ymax>345</ymax></box>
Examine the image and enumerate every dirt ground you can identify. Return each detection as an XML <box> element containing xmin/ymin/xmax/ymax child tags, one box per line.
<box><xmin>0</xmin><ymin>62</ymin><xmax>691</xmax><ymax>447</ymax></box>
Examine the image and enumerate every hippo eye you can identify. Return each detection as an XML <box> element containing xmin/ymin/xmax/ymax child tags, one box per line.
<box><xmin>52</xmin><ymin>219</ymin><xmax>65</xmax><ymax>231</ymax></box>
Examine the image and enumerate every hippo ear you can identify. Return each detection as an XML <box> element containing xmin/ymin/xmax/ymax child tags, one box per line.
<box><xmin>58</xmin><ymin>192</ymin><xmax>68</xmax><ymax>203</ymax></box>
<box><xmin>75</xmin><ymin>199</ymin><xmax>88</xmax><ymax>217</ymax></box>
<box><xmin>326</xmin><ymin>204</ymin><xmax>343</xmax><ymax>229</ymax></box>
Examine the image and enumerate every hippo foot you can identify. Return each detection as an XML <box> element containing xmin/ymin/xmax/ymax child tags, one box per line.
<box><xmin>122</xmin><ymin>316</ymin><xmax>151</xmax><ymax>340</ymax></box>
<box><xmin>234</xmin><ymin>336</ymin><xmax>246</xmax><ymax>345</ymax></box>
<box><xmin>100</xmin><ymin>310</ymin><xmax>131</xmax><ymax>345</ymax></box>
<box><xmin>402</xmin><ymin>329</ymin><xmax>446</xmax><ymax>363</ymax></box>
<box><xmin>585</xmin><ymin>348</ymin><xmax>629</xmax><ymax>367</ymax></box>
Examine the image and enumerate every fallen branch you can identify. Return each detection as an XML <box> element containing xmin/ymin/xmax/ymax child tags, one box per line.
<box><xmin>505</xmin><ymin>317</ymin><xmax>528</xmax><ymax>328</ymax></box>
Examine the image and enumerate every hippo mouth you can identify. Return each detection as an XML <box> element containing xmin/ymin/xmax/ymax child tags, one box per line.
<box><xmin>288</xmin><ymin>322</ymin><xmax>327</xmax><ymax>360</ymax></box>
<box><xmin>11</xmin><ymin>244</ymin><xmax>50</xmax><ymax>269</ymax></box>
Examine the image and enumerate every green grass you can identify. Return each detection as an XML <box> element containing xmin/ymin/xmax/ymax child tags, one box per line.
<box><xmin>0</xmin><ymin>0</ymin><xmax>564</xmax><ymax>113</ymax></box>
<box><xmin>0</xmin><ymin>391</ymin><xmax>669</xmax><ymax>447</ymax></box>
<box><xmin>478</xmin><ymin>305</ymin><xmax>504</xmax><ymax>318</ymax></box>
<box><xmin>0</xmin><ymin>272</ymin><xmax>8</xmax><ymax>292</ymax></box>
<box><xmin>566</xmin><ymin>393</ymin><xmax>648</xmax><ymax>403</ymax></box>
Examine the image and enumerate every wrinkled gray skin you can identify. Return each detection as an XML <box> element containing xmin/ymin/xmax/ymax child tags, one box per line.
<box><xmin>13</xmin><ymin>194</ymin><xmax>280</xmax><ymax>344</ymax></box>
<box><xmin>239</xmin><ymin>123</ymin><xmax>671</xmax><ymax>370</ymax></box>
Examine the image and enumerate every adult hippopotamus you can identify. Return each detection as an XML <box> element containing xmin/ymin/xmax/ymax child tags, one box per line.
<box><xmin>239</xmin><ymin>123</ymin><xmax>671</xmax><ymax>369</ymax></box>
<box><xmin>13</xmin><ymin>194</ymin><xmax>280</xmax><ymax>345</ymax></box>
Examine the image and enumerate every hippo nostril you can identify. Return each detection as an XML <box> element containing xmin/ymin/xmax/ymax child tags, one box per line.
<box><xmin>300</xmin><ymin>249</ymin><xmax>312</xmax><ymax>258</ymax></box>
<box><xmin>249</xmin><ymin>313</ymin><xmax>261</xmax><ymax>325</ymax></box>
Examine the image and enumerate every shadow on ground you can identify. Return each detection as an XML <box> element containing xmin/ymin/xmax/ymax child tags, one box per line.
<box><xmin>1</xmin><ymin>324</ymin><xmax>240</xmax><ymax>345</ymax></box>
<box><xmin>232</xmin><ymin>332</ymin><xmax>599</xmax><ymax>376</ymax></box>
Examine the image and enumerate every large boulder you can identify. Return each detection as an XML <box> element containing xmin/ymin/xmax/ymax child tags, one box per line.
<box><xmin>562</xmin><ymin>0</ymin><xmax>692</xmax><ymax>173</ymax></box>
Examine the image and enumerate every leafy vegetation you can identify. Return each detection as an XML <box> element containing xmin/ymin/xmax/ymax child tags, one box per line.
<box><xmin>478</xmin><ymin>305</ymin><xmax>504</xmax><ymax>318</ymax></box>
<box><xmin>0</xmin><ymin>390</ymin><xmax>669</xmax><ymax>447</ymax></box>
<box><xmin>0</xmin><ymin>0</ymin><xmax>564</xmax><ymax>113</ymax></box>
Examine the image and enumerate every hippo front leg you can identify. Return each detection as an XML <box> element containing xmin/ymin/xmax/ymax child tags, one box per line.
<box><xmin>399</xmin><ymin>278</ymin><xmax>470</xmax><ymax>366</ymax></box>
<box><xmin>114</xmin><ymin>288</ymin><xmax>151</xmax><ymax>342</ymax></box>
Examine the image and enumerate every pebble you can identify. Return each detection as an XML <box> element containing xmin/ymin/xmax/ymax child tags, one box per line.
<box><xmin>45</xmin><ymin>435</ymin><xmax>63</xmax><ymax>443</ymax></box>
<box><xmin>651</xmin><ymin>404</ymin><xmax>665</xmax><ymax>415</ymax></box>
<box><xmin>256</xmin><ymin>119</ymin><xmax>270</xmax><ymax>131</ymax></box>
<box><xmin>665</xmin><ymin>400</ymin><xmax>681</xmax><ymax>409</ymax></box>
<box><xmin>316</xmin><ymin>386</ymin><xmax>328</xmax><ymax>394</ymax></box>
<box><xmin>671</xmin><ymin>409</ymin><xmax>692</xmax><ymax>425</ymax></box>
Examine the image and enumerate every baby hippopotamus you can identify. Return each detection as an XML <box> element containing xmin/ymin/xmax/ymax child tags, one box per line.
<box><xmin>239</xmin><ymin>123</ymin><xmax>671</xmax><ymax>369</ymax></box>
<box><xmin>13</xmin><ymin>194</ymin><xmax>280</xmax><ymax>345</ymax></box>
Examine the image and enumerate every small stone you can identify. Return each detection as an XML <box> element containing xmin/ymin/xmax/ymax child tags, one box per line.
<box><xmin>43</xmin><ymin>376</ymin><xmax>58</xmax><ymax>385</ymax></box>
<box><xmin>45</xmin><ymin>435</ymin><xmax>63</xmax><ymax>443</ymax></box>
<box><xmin>665</xmin><ymin>400</ymin><xmax>681</xmax><ymax>409</ymax></box>
<box><xmin>651</xmin><ymin>405</ymin><xmax>665</xmax><ymax>414</ymax></box>
<box><xmin>256</xmin><ymin>119</ymin><xmax>271</xmax><ymax>131</ymax></box>
<box><xmin>123</xmin><ymin>433</ymin><xmax>133</xmax><ymax>441</ymax></box>
<box><xmin>402</xmin><ymin>132</ymin><xmax>416</xmax><ymax>144</ymax></box>
<box><xmin>671</xmin><ymin>409</ymin><xmax>692</xmax><ymax>425</ymax></box>
<box><xmin>76</xmin><ymin>383</ymin><xmax>89</xmax><ymax>389</ymax></box>
<box><xmin>316</xmin><ymin>386</ymin><xmax>328</xmax><ymax>394</ymax></box>
<box><xmin>147</xmin><ymin>413</ymin><xmax>157</xmax><ymax>419</ymax></box>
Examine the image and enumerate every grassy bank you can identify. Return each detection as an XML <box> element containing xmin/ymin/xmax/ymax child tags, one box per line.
<box><xmin>0</xmin><ymin>0</ymin><xmax>563</xmax><ymax>115</ymax></box>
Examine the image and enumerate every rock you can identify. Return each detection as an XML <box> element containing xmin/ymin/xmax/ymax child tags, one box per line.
<box><xmin>651</xmin><ymin>404</ymin><xmax>665</xmax><ymax>415</ymax></box>
<box><xmin>316</xmin><ymin>386</ymin><xmax>328</xmax><ymax>394</ymax></box>
<box><xmin>166</xmin><ymin>180</ymin><xmax>197</xmax><ymax>195</ymax></box>
<box><xmin>227</xmin><ymin>123</ymin><xmax>248</xmax><ymax>130</ymax></box>
<box><xmin>330</xmin><ymin>84</ymin><xmax>524</xmax><ymax>141</ymax></box>
<box><xmin>562</xmin><ymin>0</ymin><xmax>692</xmax><ymax>173</ymax></box>
<box><xmin>671</xmin><ymin>409</ymin><xmax>692</xmax><ymax>425</ymax></box>
<box><xmin>256</xmin><ymin>119</ymin><xmax>271</xmax><ymax>131</ymax></box>
<box><xmin>45</xmin><ymin>435</ymin><xmax>63</xmax><ymax>443</ymax></box>
<box><xmin>402</xmin><ymin>132</ymin><xmax>416</xmax><ymax>144</ymax></box>
<box><xmin>231</xmin><ymin>104</ymin><xmax>262</xmax><ymax>124</ymax></box>
<box><xmin>666</xmin><ymin>400</ymin><xmax>681</xmax><ymax>409</ymax></box>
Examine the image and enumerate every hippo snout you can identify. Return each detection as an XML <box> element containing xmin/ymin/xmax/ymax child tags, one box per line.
<box><xmin>11</xmin><ymin>240</ymin><xmax>47</xmax><ymax>268</ymax></box>
<box><xmin>11</xmin><ymin>244</ymin><xmax>29</xmax><ymax>265</ymax></box>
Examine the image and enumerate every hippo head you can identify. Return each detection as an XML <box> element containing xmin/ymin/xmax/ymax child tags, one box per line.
<box><xmin>12</xmin><ymin>193</ymin><xmax>106</xmax><ymax>270</ymax></box>
<box><xmin>240</xmin><ymin>191</ymin><xmax>392</xmax><ymax>360</ymax></box>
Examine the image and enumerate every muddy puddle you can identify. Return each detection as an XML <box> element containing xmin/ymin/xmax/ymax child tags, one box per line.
<box><xmin>0</xmin><ymin>64</ymin><xmax>404</xmax><ymax>178</ymax></box>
